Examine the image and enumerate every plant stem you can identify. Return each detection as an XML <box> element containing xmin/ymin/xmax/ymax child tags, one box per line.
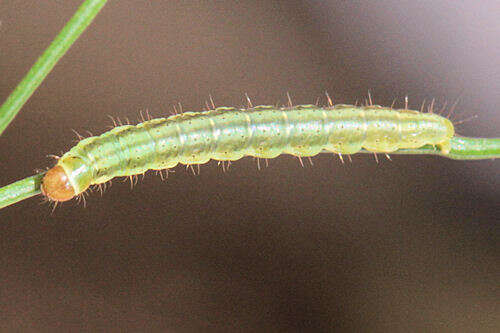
<box><xmin>355</xmin><ymin>137</ymin><xmax>500</xmax><ymax>160</ymax></box>
<box><xmin>0</xmin><ymin>0</ymin><xmax>108</xmax><ymax>135</ymax></box>
<box><xmin>1</xmin><ymin>136</ymin><xmax>498</xmax><ymax>210</ymax></box>
<box><xmin>0</xmin><ymin>173</ymin><xmax>44</xmax><ymax>209</ymax></box>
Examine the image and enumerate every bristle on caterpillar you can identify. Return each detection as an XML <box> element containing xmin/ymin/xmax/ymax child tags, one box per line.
<box><xmin>41</xmin><ymin>103</ymin><xmax>455</xmax><ymax>202</ymax></box>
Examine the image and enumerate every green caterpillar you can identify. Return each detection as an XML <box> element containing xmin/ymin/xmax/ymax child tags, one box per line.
<box><xmin>41</xmin><ymin>104</ymin><xmax>454</xmax><ymax>202</ymax></box>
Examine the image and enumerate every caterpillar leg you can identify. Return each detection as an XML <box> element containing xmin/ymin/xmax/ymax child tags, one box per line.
<box><xmin>437</xmin><ymin>140</ymin><xmax>451</xmax><ymax>155</ymax></box>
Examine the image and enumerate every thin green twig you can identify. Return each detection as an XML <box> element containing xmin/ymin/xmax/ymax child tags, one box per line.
<box><xmin>1</xmin><ymin>136</ymin><xmax>498</xmax><ymax>210</ymax></box>
<box><xmin>0</xmin><ymin>173</ymin><xmax>44</xmax><ymax>209</ymax></box>
<box><xmin>0</xmin><ymin>0</ymin><xmax>108</xmax><ymax>135</ymax></box>
<box><xmin>354</xmin><ymin>137</ymin><xmax>500</xmax><ymax>160</ymax></box>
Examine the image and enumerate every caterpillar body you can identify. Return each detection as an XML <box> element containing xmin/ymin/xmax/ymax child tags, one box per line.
<box><xmin>41</xmin><ymin>104</ymin><xmax>454</xmax><ymax>202</ymax></box>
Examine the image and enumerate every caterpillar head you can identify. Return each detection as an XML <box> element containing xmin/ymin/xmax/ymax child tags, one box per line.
<box><xmin>41</xmin><ymin>156</ymin><xmax>92</xmax><ymax>202</ymax></box>
<box><xmin>41</xmin><ymin>165</ymin><xmax>75</xmax><ymax>202</ymax></box>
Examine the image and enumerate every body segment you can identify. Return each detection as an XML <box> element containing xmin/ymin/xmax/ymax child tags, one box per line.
<box><xmin>41</xmin><ymin>105</ymin><xmax>454</xmax><ymax>201</ymax></box>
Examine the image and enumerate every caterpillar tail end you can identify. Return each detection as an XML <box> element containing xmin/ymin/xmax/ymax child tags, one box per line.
<box><xmin>41</xmin><ymin>165</ymin><xmax>76</xmax><ymax>202</ymax></box>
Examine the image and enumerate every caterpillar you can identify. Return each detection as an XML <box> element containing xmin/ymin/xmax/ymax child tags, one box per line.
<box><xmin>41</xmin><ymin>103</ymin><xmax>454</xmax><ymax>202</ymax></box>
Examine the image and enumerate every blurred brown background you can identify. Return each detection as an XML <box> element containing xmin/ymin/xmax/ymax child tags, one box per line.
<box><xmin>0</xmin><ymin>1</ymin><xmax>499</xmax><ymax>331</ymax></box>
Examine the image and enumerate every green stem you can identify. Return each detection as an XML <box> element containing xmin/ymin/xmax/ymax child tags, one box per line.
<box><xmin>0</xmin><ymin>0</ymin><xmax>108</xmax><ymax>135</ymax></box>
<box><xmin>1</xmin><ymin>136</ymin><xmax>498</xmax><ymax>210</ymax></box>
<box><xmin>0</xmin><ymin>173</ymin><xmax>44</xmax><ymax>209</ymax></box>
<box><xmin>355</xmin><ymin>137</ymin><xmax>500</xmax><ymax>160</ymax></box>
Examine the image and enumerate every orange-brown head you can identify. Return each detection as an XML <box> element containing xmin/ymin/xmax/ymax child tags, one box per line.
<box><xmin>41</xmin><ymin>165</ymin><xmax>76</xmax><ymax>202</ymax></box>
